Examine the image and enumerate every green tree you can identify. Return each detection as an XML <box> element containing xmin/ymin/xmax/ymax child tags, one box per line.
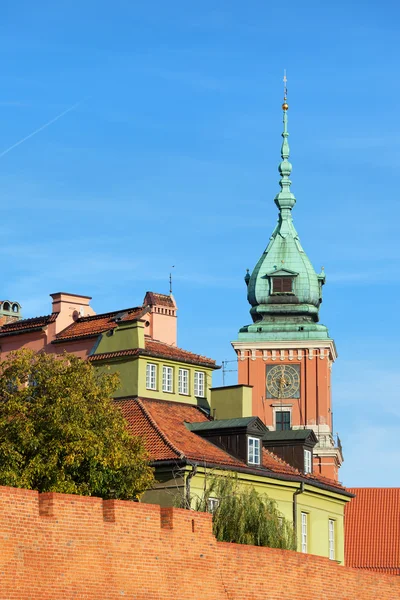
<box><xmin>0</xmin><ymin>349</ymin><xmax>154</xmax><ymax>499</ymax></box>
<box><xmin>194</xmin><ymin>474</ymin><xmax>296</xmax><ymax>550</ymax></box>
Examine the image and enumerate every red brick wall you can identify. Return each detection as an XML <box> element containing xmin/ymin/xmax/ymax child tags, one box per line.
<box><xmin>0</xmin><ymin>486</ymin><xmax>398</xmax><ymax>599</ymax></box>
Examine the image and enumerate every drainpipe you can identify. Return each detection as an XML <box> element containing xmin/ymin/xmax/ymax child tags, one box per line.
<box><xmin>293</xmin><ymin>482</ymin><xmax>305</xmax><ymax>547</ymax></box>
<box><xmin>185</xmin><ymin>464</ymin><xmax>198</xmax><ymax>509</ymax></box>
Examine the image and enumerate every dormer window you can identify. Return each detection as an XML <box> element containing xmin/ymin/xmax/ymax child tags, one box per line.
<box><xmin>304</xmin><ymin>449</ymin><xmax>312</xmax><ymax>474</ymax></box>
<box><xmin>267</xmin><ymin>268</ymin><xmax>298</xmax><ymax>295</ymax></box>
<box><xmin>272</xmin><ymin>277</ymin><xmax>293</xmax><ymax>293</ymax></box>
<box><xmin>248</xmin><ymin>436</ymin><xmax>261</xmax><ymax>465</ymax></box>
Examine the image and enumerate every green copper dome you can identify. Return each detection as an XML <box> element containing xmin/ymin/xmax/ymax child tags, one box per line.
<box><xmin>238</xmin><ymin>97</ymin><xmax>330</xmax><ymax>342</ymax></box>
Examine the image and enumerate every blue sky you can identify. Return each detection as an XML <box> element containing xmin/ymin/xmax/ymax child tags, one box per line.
<box><xmin>1</xmin><ymin>1</ymin><xmax>399</xmax><ymax>487</ymax></box>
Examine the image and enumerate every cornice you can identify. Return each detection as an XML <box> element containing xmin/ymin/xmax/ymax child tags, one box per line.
<box><xmin>231</xmin><ymin>339</ymin><xmax>337</xmax><ymax>361</ymax></box>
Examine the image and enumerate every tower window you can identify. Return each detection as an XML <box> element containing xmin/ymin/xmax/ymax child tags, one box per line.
<box><xmin>276</xmin><ymin>411</ymin><xmax>291</xmax><ymax>430</ymax></box>
<box><xmin>272</xmin><ymin>278</ymin><xmax>293</xmax><ymax>293</ymax></box>
<box><xmin>2</xmin><ymin>302</ymin><xmax>10</xmax><ymax>311</ymax></box>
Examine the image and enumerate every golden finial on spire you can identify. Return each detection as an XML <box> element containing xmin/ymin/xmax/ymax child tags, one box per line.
<box><xmin>282</xmin><ymin>70</ymin><xmax>289</xmax><ymax>111</ymax></box>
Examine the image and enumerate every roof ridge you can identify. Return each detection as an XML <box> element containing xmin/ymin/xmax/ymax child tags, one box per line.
<box><xmin>77</xmin><ymin>306</ymin><xmax>144</xmax><ymax>323</ymax></box>
<box><xmin>138</xmin><ymin>396</ymin><xmax>210</xmax><ymax>413</ymax></box>
<box><xmin>0</xmin><ymin>312</ymin><xmax>58</xmax><ymax>326</ymax></box>
<box><xmin>146</xmin><ymin>338</ymin><xmax>215</xmax><ymax>360</ymax></box>
<box><xmin>135</xmin><ymin>398</ymin><xmax>183</xmax><ymax>459</ymax></box>
<box><xmin>0</xmin><ymin>312</ymin><xmax>59</xmax><ymax>331</ymax></box>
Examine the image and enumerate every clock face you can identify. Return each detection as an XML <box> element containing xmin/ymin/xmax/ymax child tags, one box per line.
<box><xmin>266</xmin><ymin>364</ymin><xmax>300</xmax><ymax>399</ymax></box>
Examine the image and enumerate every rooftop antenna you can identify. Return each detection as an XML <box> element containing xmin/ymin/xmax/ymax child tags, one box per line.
<box><xmin>169</xmin><ymin>266</ymin><xmax>175</xmax><ymax>295</ymax></box>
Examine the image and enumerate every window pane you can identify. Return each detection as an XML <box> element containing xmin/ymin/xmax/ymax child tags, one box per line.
<box><xmin>276</xmin><ymin>411</ymin><xmax>291</xmax><ymax>430</ymax></box>
<box><xmin>272</xmin><ymin>278</ymin><xmax>283</xmax><ymax>292</ymax></box>
<box><xmin>304</xmin><ymin>449</ymin><xmax>312</xmax><ymax>474</ymax></box>
<box><xmin>194</xmin><ymin>371</ymin><xmax>205</xmax><ymax>397</ymax></box>
<box><xmin>329</xmin><ymin>520</ymin><xmax>335</xmax><ymax>560</ymax></box>
<box><xmin>146</xmin><ymin>364</ymin><xmax>157</xmax><ymax>390</ymax></box>
<box><xmin>178</xmin><ymin>369</ymin><xmax>189</xmax><ymax>394</ymax></box>
<box><xmin>248</xmin><ymin>437</ymin><xmax>261</xmax><ymax>465</ymax></box>
<box><xmin>162</xmin><ymin>366</ymin><xmax>173</xmax><ymax>392</ymax></box>
<box><xmin>301</xmin><ymin>513</ymin><xmax>307</xmax><ymax>553</ymax></box>
<box><xmin>282</xmin><ymin>278</ymin><xmax>292</xmax><ymax>292</ymax></box>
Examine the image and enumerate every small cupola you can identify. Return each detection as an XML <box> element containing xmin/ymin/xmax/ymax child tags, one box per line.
<box><xmin>187</xmin><ymin>416</ymin><xmax>268</xmax><ymax>467</ymax></box>
<box><xmin>0</xmin><ymin>300</ymin><xmax>22</xmax><ymax>325</ymax></box>
<box><xmin>262</xmin><ymin>429</ymin><xmax>317</xmax><ymax>474</ymax></box>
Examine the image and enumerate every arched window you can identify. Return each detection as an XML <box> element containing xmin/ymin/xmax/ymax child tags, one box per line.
<box><xmin>2</xmin><ymin>302</ymin><xmax>10</xmax><ymax>311</ymax></box>
<box><xmin>12</xmin><ymin>304</ymin><xmax>19</xmax><ymax>313</ymax></box>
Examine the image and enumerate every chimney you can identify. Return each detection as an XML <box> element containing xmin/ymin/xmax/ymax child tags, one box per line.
<box><xmin>143</xmin><ymin>292</ymin><xmax>177</xmax><ymax>345</ymax></box>
<box><xmin>50</xmin><ymin>293</ymin><xmax>96</xmax><ymax>334</ymax></box>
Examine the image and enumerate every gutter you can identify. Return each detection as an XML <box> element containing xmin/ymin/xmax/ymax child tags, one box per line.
<box><xmin>185</xmin><ymin>464</ymin><xmax>198</xmax><ymax>509</ymax></box>
<box><xmin>151</xmin><ymin>459</ymin><xmax>354</xmax><ymax>498</ymax></box>
<box><xmin>293</xmin><ymin>482</ymin><xmax>305</xmax><ymax>547</ymax></box>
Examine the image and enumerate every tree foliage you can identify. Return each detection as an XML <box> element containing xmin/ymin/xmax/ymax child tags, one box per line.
<box><xmin>0</xmin><ymin>349</ymin><xmax>154</xmax><ymax>499</ymax></box>
<box><xmin>194</xmin><ymin>474</ymin><xmax>296</xmax><ymax>550</ymax></box>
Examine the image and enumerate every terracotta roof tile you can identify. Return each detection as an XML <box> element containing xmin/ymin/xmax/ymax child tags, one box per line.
<box><xmin>88</xmin><ymin>338</ymin><xmax>218</xmax><ymax>369</ymax></box>
<box><xmin>0</xmin><ymin>313</ymin><xmax>58</xmax><ymax>337</ymax></box>
<box><xmin>118</xmin><ymin>397</ymin><xmax>348</xmax><ymax>495</ymax></box>
<box><xmin>345</xmin><ymin>487</ymin><xmax>400</xmax><ymax>574</ymax></box>
<box><xmin>144</xmin><ymin>292</ymin><xmax>175</xmax><ymax>308</ymax></box>
<box><xmin>145</xmin><ymin>339</ymin><xmax>217</xmax><ymax>368</ymax></box>
<box><xmin>54</xmin><ymin>307</ymin><xmax>146</xmax><ymax>342</ymax></box>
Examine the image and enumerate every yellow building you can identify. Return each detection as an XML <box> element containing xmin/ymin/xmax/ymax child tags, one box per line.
<box><xmin>89</xmin><ymin>318</ymin><xmax>217</xmax><ymax>406</ymax></box>
<box><xmin>80</xmin><ymin>292</ymin><xmax>351</xmax><ymax>562</ymax></box>
<box><xmin>118</xmin><ymin>396</ymin><xmax>352</xmax><ymax>563</ymax></box>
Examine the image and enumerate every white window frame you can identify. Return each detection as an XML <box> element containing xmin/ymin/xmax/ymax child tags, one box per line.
<box><xmin>146</xmin><ymin>363</ymin><xmax>157</xmax><ymax>390</ymax></box>
<box><xmin>194</xmin><ymin>371</ymin><xmax>205</xmax><ymax>397</ymax></box>
<box><xmin>178</xmin><ymin>368</ymin><xmax>189</xmax><ymax>395</ymax></box>
<box><xmin>248</xmin><ymin>436</ymin><xmax>261</xmax><ymax>465</ymax></box>
<box><xmin>162</xmin><ymin>365</ymin><xmax>173</xmax><ymax>393</ymax></box>
<box><xmin>271</xmin><ymin>404</ymin><xmax>292</xmax><ymax>431</ymax></box>
<box><xmin>304</xmin><ymin>449</ymin><xmax>312</xmax><ymax>474</ymax></box>
<box><xmin>301</xmin><ymin>512</ymin><xmax>308</xmax><ymax>553</ymax></box>
<box><xmin>329</xmin><ymin>519</ymin><xmax>335</xmax><ymax>560</ymax></box>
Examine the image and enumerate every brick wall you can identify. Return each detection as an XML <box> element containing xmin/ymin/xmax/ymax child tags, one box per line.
<box><xmin>0</xmin><ymin>486</ymin><xmax>398</xmax><ymax>599</ymax></box>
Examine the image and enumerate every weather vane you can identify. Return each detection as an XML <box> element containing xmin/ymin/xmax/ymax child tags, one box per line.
<box><xmin>282</xmin><ymin>70</ymin><xmax>288</xmax><ymax>111</ymax></box>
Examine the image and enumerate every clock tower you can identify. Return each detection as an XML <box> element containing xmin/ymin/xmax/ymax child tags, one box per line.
<box><xmin>232</xmin><ymin>85</ymin><xmax>343</xmax><ymax>480</ymax></box>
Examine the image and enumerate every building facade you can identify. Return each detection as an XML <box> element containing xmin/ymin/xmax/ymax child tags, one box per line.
<box><xmin>232</xmin><ymin>92</ymin><xmax>342</xmax><ymax>480</ymax></box>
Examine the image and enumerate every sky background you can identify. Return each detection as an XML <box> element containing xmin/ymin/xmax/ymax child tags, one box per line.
<box><xmin>1</xmin><ymin>1</ymin><xmax>399</xmax><ymax>487</ymax></box>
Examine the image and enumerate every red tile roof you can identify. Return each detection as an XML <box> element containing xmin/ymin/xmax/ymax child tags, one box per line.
<box><xmin>345</xmin><ymin>488</ymin><xmax>400</xmax><ymax>574</ymax></box>
<box><xmin>53</xmin><ymin>307</ymin><xmax>147</xmax><ymax>342</ymax></box>
<box><xmin>144</xmin><ymin>292</ymin><xmax>175</xmax><ymax>308</ymax></box>
<box><xmin>88</xmin><ymin>337</ymin><xmax>218</xmax><ymax>368</ymax></box>
<box><xmin>145</xmin><ymin>339</ymin><xmax>217</xmax><ymax>368</ymax></box>
<box><xmin>118</xmin><ymin>397</ymin><xmax>348</xmax><ymax>494</ymax></box>
<box><xmin>0</xmin><ymin>313</ymin><xmax>58</xmax><ymax>337</ymax></box>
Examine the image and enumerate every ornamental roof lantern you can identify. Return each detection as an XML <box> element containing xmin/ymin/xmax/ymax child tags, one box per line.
<box><xmin>239</xmin><ymin>75</ymin><xmax>330</xmax><ymax>342</ymax></box>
